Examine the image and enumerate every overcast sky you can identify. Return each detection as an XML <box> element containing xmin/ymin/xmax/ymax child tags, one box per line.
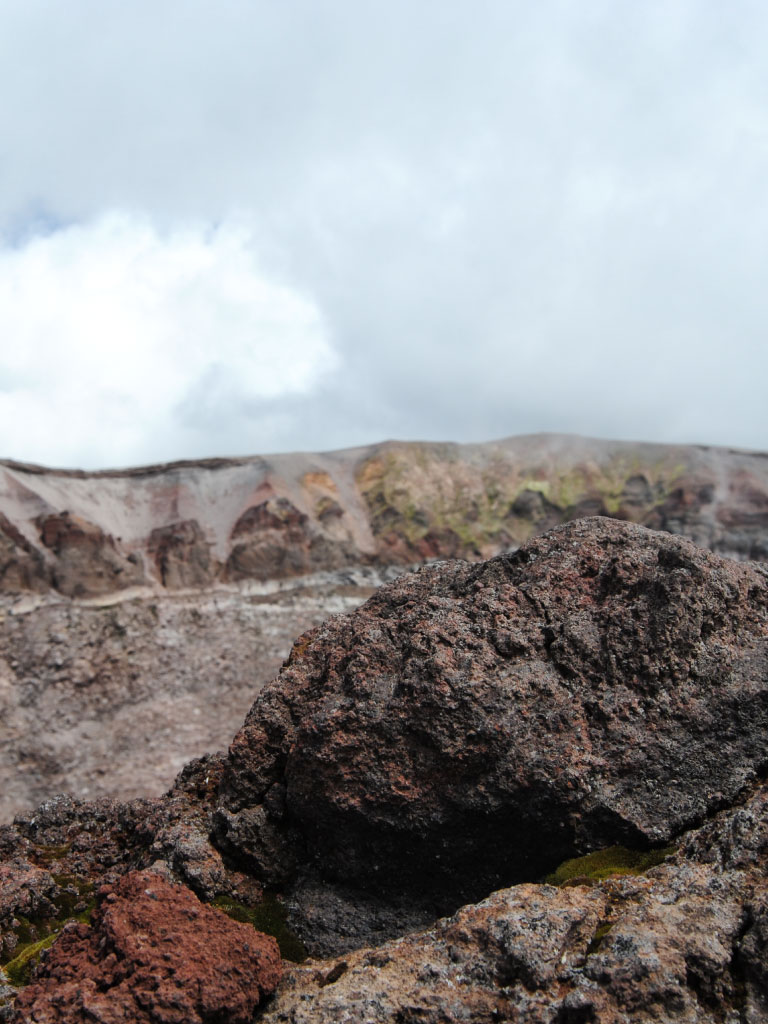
<box><xmin>0</xmin><ymin>0</ymin><xmax>766</xmax><ymax>469</ymax></box>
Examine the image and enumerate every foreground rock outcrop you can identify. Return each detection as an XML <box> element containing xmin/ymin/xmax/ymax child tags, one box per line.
<box><xmin>218</xmin><ymin>518</ymin><xmax>768</xmax><ymax>910</ymax></box>
<box><xmin>259</xmin><ymin>782</ymin><xmax>768</xmax><ymax>1023</ymax></box>
<box><xmin>4</xmin><ymin>433</ymin><xmax>768</xmax><ymax>818</ymax></box>
<box><xmin>1</xmin><ymin>518</ymin><xmax>768</xmax><ymax>1022</ymax></box>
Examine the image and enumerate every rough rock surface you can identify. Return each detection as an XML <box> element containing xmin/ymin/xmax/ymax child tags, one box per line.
<box><xmin>219</xmin><ymin>518</ymin><xmax>768</xmax><ymax>909</ymax></box>
<box><xmin>147</xmin><ymin>519</ymin><xmax>216</xmax><ymax>589</ymax></box>
<box><xmin>1</xmin><ymin>518</ymin><xmax>768</xmax><ymax>1021</ymax></box>
<box><xmin>259</xmin><ymin>781</ymin><xmax>768</xmax><ymax>1024</ymax></box>
<box><xmin>12</xmin><ymin>869</ymin><xmax>282</xmax><ymax>1024</ymax></box>
<box><xmin>0</xmin><ymin>862</ymin><xmax>57</xmax><ymax>961</ymax></box>
<box><xmin>0</xmin><ymin>515</ymin><xmax>47</xmax><ymax>594</ymax></box>
<box><xmin>0</xmin><ymin>567</ymin><xmax>396</xmax><ymax>821</ymax></box>
<box><xmin>36</xmin><ymin>512</ymin><xmax>145</xmax><ymax>598</ymax></box>
<box><xmin>224</xmin><ymin>497</ymin><xmax>358</xmax><ymax>582</ymax></box>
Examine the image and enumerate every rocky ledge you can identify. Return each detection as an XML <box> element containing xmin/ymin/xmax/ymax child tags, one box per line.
<box><xmin>1</xmin><ymin>518</ymin><xmax>767</xmax><ymax>1022</ymax></box>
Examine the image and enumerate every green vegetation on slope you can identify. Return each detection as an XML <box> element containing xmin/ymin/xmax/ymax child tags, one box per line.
<box><xmin>356</xmin><ymin>446</ymin><xmax>686</xmax><ymax>558</ymax></box>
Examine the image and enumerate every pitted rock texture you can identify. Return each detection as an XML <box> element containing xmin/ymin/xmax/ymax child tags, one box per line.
<box><xmin>1</xmin><ymin>514</ymin><xmax>768</xmax><ymax>1021</ymax></box>
<box><xmin>219</xmin><ymin>518</ymin><xmax>768</xmax><ymax>906</ymax></box>
<box><xmin>259</xmin><ymin>782</ymin><xmax>768</xmax><ymax>1024</ymax></box>
<box><xmin>11</xmin><ymin>870</ymin><xmax>282</xmax><ymax>1024</ymax></box>
<box><xmin>0</xmin><ymin>862</ymin><xmax>57</xmax><ymax>961</ymax></box>
<box><xmin>0</xmin><ymin>568</ymin><xmax>392</xmax><ymax>821</ymax></box>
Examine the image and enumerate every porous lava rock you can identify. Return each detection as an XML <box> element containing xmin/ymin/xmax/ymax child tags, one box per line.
<box><xmin>258</xmin><ymin>780</ymin><xmax>768</xmax><ymax>1024</ymax></box>
<box><xmin>217</xmin><ymin>518</ymin><xmax>768</xmax><ymax>907</ymax></box>
<box><xmin>0</xmin><ymin>862</ymin><xmax>57</xmax><ymax>960</ymax></box>
<box><xmin>12</xmin><ymin>869</ymin><xmax>282</xmax><ymax>1024</ymax></box>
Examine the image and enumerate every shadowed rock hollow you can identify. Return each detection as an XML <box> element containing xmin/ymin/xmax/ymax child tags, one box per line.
<box><xmin>218</xmin><ymin>518</ymin><xmax>768</xmax><ymax>907</ymax></box>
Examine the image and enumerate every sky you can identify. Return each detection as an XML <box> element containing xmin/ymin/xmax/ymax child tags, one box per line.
<box><xmin>0</xmin><ymin>0</ymin><xmax>767</xmax><ymax>469</ymax></box>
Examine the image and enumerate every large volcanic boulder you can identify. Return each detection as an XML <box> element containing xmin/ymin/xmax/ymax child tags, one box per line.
<box><xmin>217</xmin><ymin>518</ymin><xmax>768</xmax><ymax>906</ymax></box>
<box><xmin>12</xmin><ymin>870</ymin><xmax>282</xmax><ymax>1024</ymax></box>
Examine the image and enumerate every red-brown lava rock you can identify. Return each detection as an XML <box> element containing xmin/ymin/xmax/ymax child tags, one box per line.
<box><xmin>12</xmin><ymin>869</ymin><xmax>282</xmax><ymax>1024</ymax></box>
<box><xmin>217</xmin><ymin>518</ymin><xmax>768</xmax><ymax>905</ymax></box>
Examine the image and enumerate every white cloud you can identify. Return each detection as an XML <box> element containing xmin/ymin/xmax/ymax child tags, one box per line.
<box><xmin>0</xmin><ymin>212</ymin><xmax>337</xmax><ymax>468</ymax></box>
<box><xmin>0</xmin><ymin>2</ymin><xmax>767</xmax><ymax>463</ymax></box>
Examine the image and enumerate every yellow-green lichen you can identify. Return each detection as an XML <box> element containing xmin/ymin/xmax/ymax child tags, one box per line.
<box><xmin>211</xmin><ymin>894</ymin><xmax>307</xmax><ymax>963</ymax></box>
<box><xmin>545</xmin><ymin>844</ymin><xmax>675</xmax><ymax>886</ymax></box>
<box><xmin>585</xmin><ymin>921</ymin><xmax>614</xmax><ymax>956</ymax></box>
<box><xmin>1</xmin><ymin>875</ymin><xmax>95</xmax><ymax>988</ymax></box>
<box><xmin>4</xmin><ymin>933</ymin><xmax>57</xmax><ymax>987</ymax></box>
<box><xmin>357</xmin><ymin>447</ymin><xmax>692</xmax><ymax>559</ymax></box>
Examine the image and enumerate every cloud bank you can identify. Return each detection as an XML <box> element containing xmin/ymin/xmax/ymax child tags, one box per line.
<box><xmin>0</xmin><ymin>1</ymin><xmax>767</xmax><ymax>466</ymax></box>
<box><xmin>0</xmin><ymin>214</ymin><xmax>335</xmax><ymax>466</ymax></box>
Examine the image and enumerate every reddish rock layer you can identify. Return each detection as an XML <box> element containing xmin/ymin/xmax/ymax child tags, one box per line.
<box><xmin>12</xmin><ymin>870</ymin><xmax>282</xmax><ymax>1024</ymax></box>
<box><xmin>37</xmin><ymin>512</ymin><xmax>145</xmax><ymax>598</ymax></box>
<box><xmin>224</xmin><ymin>497</ymin><xmax>357</xmax><ymax>582</ymax></box>
<box><xmin>0</xmin><ymin>514</ymin><xmax>47</xmax><ymax>593</ymax></box>
<box><xmin>148</xmin><ymin>520</ymin><xmax>215</xmax><ymax>588</ymax></box>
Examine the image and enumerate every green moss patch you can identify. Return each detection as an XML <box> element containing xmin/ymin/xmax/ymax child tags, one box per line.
<box><xmin>211</xmin><ymin>894</ymin><xmax>307</xmax><ymax>962</ymax></box>
<box><xmin>32</xmin><ymin>843</ymin><xmax>71</xmax><ymax>866</ymax></box>
<box><xmin>545</xmin><ymin>844</ymin><xmax>675</xmax><ymax>886</ymax></box>
<box><xmin>1</xmin><ymin>875</ymin><xmax>95</xmax><ymax>988</ymax></box>
<box><xmin>4</xmin><ymin>933</ymin><xmax>57</xmax><ymax>987</ymax></box>
<box><xmin>50</xmin><ymin>875</ymin><xmax>95</xmax><ymax>921</ymax></box>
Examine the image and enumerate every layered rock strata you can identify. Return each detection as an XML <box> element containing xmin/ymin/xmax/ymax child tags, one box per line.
<box><xmin>2</xmin><ymin>434</ymin><xmax>768</xmax><ymax>599</ymax></box>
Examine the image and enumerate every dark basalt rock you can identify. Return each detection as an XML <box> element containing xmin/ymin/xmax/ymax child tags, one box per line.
<box><xmin>218</xmin><ymin>518</ymin><xmax>768</xmax><ymax>907</ymax></box>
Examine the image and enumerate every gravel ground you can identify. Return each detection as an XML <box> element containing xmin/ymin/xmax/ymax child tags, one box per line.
<box><xmin>0</xmin><ymin>566</ymin><xmax>403</xmax><ymax>823</ymax></box>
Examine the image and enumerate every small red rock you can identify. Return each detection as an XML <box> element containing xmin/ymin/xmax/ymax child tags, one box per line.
<box><xmin>12</xmin><ymin>869</ymin><xmax>282</xmax><ymax>1024</ymax></box>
